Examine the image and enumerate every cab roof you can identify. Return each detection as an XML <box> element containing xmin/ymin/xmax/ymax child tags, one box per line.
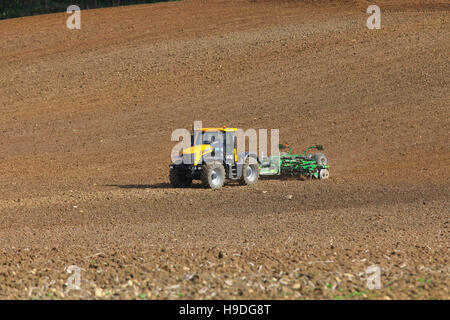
<box><xmin>197</xmin><ymin>127</ymin><xmax>237</xmax><ymax>132</ymax></box>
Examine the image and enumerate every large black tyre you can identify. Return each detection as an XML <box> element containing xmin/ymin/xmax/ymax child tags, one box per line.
<box><xmin>201</xmin><ymin>162</ymin><xmax>226</xmax><ymax>189</ymax></box>
<box><xmin>239</xmin><ymin>158</ymin><xmax>259</xmax><ymax>186</ymax></box>
<box><xmin>169</xmin><ymin>167</ymin><xmax>192</xmax><ymax>188</ymax></box>
<box><xmin>314</xmin><ymin>153</ymin><xmax>328</xmax><ymax>166</ymax></box>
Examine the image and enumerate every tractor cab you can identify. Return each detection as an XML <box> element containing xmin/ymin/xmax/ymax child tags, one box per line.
<box><xmin>182</xmin><ymin>127</ymin><xmax>238</xmax><ymax>166</ymax></box>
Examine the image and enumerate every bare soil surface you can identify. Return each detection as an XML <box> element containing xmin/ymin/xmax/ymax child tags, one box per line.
<box><xmin>0</xmin><ymin>0</ymin><xmax>448</xmax><ymax>299</ymax></box>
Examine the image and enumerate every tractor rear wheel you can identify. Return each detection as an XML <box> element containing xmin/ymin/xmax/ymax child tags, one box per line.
<box><xmin>240</xmin><ymin>158</ymin><xmax>259</xmax><ymax>186</ymax></box>
<box><xmin>169</xmin><ymin>167</ymin><xmax>192</xmax><ymax>188</ymax></box>
<box><xmin>201</xmin><ymin>162</ymin><xmax>226</xmax><ymax>189</ymax></box>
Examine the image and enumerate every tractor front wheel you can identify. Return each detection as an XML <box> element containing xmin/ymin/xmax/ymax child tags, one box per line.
<box><xmin>169</xmin><ymin>167</ymin><xmax>193</xmax><ymax>188</ymax></box>
<box><xmin>201</xmin><ymin>162</ymin><xmax>226</xmax><ymax>189</ymax></box>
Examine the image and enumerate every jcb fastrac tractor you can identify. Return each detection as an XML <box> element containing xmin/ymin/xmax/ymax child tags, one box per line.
<box><xmin>169</xmin><ymin>127</ymin><xmax>260</xmax><ymax>189</ymax></box>
<box><xmin>169</xmin><ymin>126</ymin><xmax>330</xmax><ymax>189</ymax></box>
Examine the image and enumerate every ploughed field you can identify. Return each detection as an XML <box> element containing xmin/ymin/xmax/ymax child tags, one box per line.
<box><xmin>0</xmin><ymin>0</ymin><xmax>448</xmax><ymax>299</ymax></box>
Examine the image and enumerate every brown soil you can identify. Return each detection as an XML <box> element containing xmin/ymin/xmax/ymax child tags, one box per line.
<box><xmin>0</xmin><ymin>0</ymin><xmax>448</xmax><ymax>299</ymax></box>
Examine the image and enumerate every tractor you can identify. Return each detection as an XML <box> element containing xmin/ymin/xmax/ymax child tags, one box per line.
<box><xmin>169</xmin><ymin>127</ymin><xmax>260</xmax><ymax>189</ymax></box>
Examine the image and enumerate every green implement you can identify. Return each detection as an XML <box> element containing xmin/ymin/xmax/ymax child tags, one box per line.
<box><xmin>259</xmin><ymin>144</ymin><xmax>330</xmax><ymax>179</ymax></box>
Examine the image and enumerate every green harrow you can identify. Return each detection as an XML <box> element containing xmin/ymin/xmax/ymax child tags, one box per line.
<box><xmin>259</xmin><ymin>144</ymin><xmax>330</xmax><ymax>179</ymax></box>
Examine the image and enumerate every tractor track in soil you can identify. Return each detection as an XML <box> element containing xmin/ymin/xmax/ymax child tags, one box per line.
<box><xmin>0</xmin><ymin>0</ymin><xmax>448</xmax><ymax>299</ymax></box>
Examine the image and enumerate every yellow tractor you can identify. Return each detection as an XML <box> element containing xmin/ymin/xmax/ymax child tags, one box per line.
<box><xmin>169</xmin><ymin>127</ymin><xmax>259</xmax><ymax>189</ymax></box>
